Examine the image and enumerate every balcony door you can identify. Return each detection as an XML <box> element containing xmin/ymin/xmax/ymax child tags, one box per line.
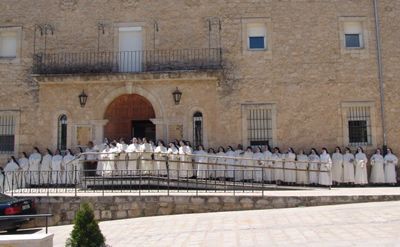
<box><xmin>118</xmin><ymin>27</ymin><xmax>143</xmax><ymax>72</ymax></box>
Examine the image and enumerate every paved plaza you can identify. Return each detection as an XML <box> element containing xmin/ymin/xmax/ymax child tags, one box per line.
<box><xmin>34</xmin><ymin>200</ymin><xmax>400</xmax><ymax>247</ymax></box>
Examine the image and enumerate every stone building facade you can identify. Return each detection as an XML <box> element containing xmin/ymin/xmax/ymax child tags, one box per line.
<box><xmin>0</xmin><ymin>0</ymin><xmax>399</xmax><ymax>162</ymax></box>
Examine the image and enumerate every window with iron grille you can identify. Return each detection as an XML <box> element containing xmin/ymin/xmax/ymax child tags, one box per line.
<box><xmin>347</xmin><ymin>106</ymin><xmax>371</xmax><ymax>146</ymax></box>
<box><xmin>193</xmin><ymin>112</ymin><xmax>203</xmax><ymax>147</ymax></box>
<box><xmin>247</xmin><ymin>106</ymin><xmax>273</xmax><ymax>147</ymax></box>
<box><xmin>57</xmin><ymin>114</ymin><xmax>67</xmax><ymax>151</ymax></box>
<box><xmin>0</xmin><ymin>114</ymin><xmax>15</xmax><ymax>154</ymax></box>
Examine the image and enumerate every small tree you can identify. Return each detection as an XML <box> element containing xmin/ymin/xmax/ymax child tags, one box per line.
<box><xmin>66</xmin><ymin>202</ymin><xmax>105</xmax><ymax>247</ymax></box>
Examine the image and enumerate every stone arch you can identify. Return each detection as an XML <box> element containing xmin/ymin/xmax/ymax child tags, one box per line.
<box><xmin>95</xmin><ymin>85</ymin><xmax>164</xmax><ymax>121</ymax></box>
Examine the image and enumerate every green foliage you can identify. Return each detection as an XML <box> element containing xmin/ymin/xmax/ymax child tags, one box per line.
<box><xmin>66</xmin><ymin>202</ymin><xmax>105</xmax><ymax>247</ymax></box>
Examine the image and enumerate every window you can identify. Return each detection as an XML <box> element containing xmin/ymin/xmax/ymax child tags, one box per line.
<box><xmin>347</xmin><ymin>106</ymin><xmax>371</xmax><ymax>146</ymax></box>
<box><xmin>344</xmin><ymin>22</ymin><xmax>363</xmax><ymax>48</ymax></box>
<box><xmin>193</xmin><ymin>112</ymin><xmax>203</xmax><ymax>147</ymax></box>
<box><xmin>57</xmin><ymin>115</ymin><xmax>67</xmax><ymax>151</ymax></box>
<box><xmin>247</xmin><ymin>23</ymin><xmax>266</xmax><ymax>50</ymax></box>
<box><xmin>0</xmin><ymin>30</ymin><xmax>17</xmax><ymax>58</ymax></box>
<box><xmin>246</xmin><ymin>105</ymin><xmax>273</xmax><ymax>147</ymax></box>
<box><xmin>0</xmin><ymin>114</ymin><xmax>15</xmax><ymax>154</ymax></box>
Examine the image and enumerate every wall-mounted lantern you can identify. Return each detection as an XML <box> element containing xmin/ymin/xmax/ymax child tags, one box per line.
<box><xmin>172</xmin><ymin>87</ymin><xmax>182</xmax><ymax>105</ymax></box>
<box><xmin>79</xmin><ymin>90</ymin><xmax>88</xmax><ymax>108</ymax></box>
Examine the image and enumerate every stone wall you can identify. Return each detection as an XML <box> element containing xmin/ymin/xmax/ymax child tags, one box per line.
<box><xmin>21</xmin><ymin>194</ymin><xmax>400</xmax><ymax>228</ymax></box>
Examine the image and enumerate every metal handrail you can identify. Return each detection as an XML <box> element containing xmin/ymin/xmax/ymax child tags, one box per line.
<box><xmin>32</xmin><ymin>48</ymin><xmax>223</xmax><ymax>74</ymax></box>
<box><xmin>0</xmin><ymin>214</ymin><xmax>53</xmax><ymax>233</ymax></box>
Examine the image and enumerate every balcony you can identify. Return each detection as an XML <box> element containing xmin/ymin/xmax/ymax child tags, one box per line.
<box><xmin>32</xmin><ymin>48</ymin><xmax>222</xmax><ymax>75</ymax></box>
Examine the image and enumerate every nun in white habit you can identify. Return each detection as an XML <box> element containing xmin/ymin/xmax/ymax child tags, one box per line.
<box><xmin>242</xmin><ymin>147</ymin><xmax>255</xmax><ymax>181</ymax></box>
<box><xmin>167</xmin><ymin>143</ymin><xmax>179</xmax><ymax>179</ymax></box>
<box><xmin>116</xmin><ymin>138</ymin><xmax>128</xmax><ymax>175</ymax></box>
<box><xmin>19</xmin><ymin>152</ymin><xmax>30</xmax><ymax>188</ymax></box>
<box><xmin>331</xmin><ymin>147</ymin><xmax>344</xmax><ymax>185</ymax></box>
<box><xmin>215</xmin><ymin>146</ymin><xmax>226</xmax><ymax>179</ymax></box>
<box><xmin>284</xmin><ymin>148</ymin><xmax>296</xmax><ymax>185</ymax></box>
<box><xmin>343</xmin><ymin>147</ymin><xmax>355</xmax><ymax>184</ymax></box>
<box><xmin>296</xmin><ymin>150</ymin><xmax>309</xmax><ymax>185</ymax></box>
<box><xmin>51</xmin><ymin>149</ymin><xmax>63</xmax><ymax>184</ymax></box>
<box><xmin>234</xmin><ymin>145</ymin><xmax>244</xmax><ymax>182</ymax></box>
<box><xmin>140</xmin><ymin>138</ymin><xmax>154</xmax><ymax>175</ymax></box>
<box><xmin>370</xmin><ymin>148</ymin><xmax>385</xmax><ymax>184</ymax></box>
<box><xmin>253</xmin><ymin>147</ymin><xmax>264</xmax><ymax>182</ymax></box>
<box><xmin>154</xmin><ymin>140</ymin><xmax>168</xmax><ymax>176</ymax></box>
<box><xmin>29</xmin><ymin>147</ymin><xmax>42</xmax><ymax>185</ymax></box>
<box><xmin>308</xmin><ymin>148</ymin><xmax>320</xmax><ymax>185</ymax></box>
<box><xmin>126</xmin><ymin>138</ymin><xmax>140</xmax><ymax>176</ymax></box>
<box><xmin>207</xmin><ymin>148</ymin><xmax>217</xmax><ymax>180</ymax></box>
<box><xmin>178</xmin><ymin>141</ymin><xmax>194</xmax><ymax>178</ymax></box>
<box><xmin>3</xmin><ymin>156</ymin><xmax>21</xmax><ymax>191</ymax></box>
<box><xmin>262</xmin><ymin>146</ymin><xmax>273</xmax><ymax>183</ymax></box>
<box><xmin>354</xmin><ymin>147</ymin><xmax>368</xmax><ymax>185</ymax></box>
<box><xmin>62</xmin><ymin>149</ymin><xmax>75</xmax><ymax>184</ymax></box>
<box><xmin>384</xmin><ymin>148</ymin><xmax>398</xmax><ymax>185</ymax></box>
<box><xmin>97</xmin><ymin>144</ymin><xmax>110</xmax><ymax>176</ymax></box>
<box><xmin>107</xmin><ymin>142</ymin><xmax>120</xmax><ymax>176</ymax></box>
<box><xmin>41</xmin><ymin>149</ymin><xmax>53</xmax><ymax>185</ymax></box>
<box><xmin>195</xmin><ymin>145</ymin><xmax>208</xmax><ymax>179</ymax></box>
<box><xmin>225</xmin><ymin>146</ymin><xmax>236</xmax><ymax>180</ymax></box>
<box><xmin>319</xmin><ymin>148</ymin><xmax>332</xmax><ymax>186</ymax></box>
<box><xmin>271</xmin><ymin>147</ymin><xmax>284</xmax><ymax>184</ymax></box>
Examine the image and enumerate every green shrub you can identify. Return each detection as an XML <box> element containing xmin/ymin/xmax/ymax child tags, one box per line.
<box><xmin>66</xmin><ymin>202</ymin><xmax>106</xmax><ymax>247</ymax></box>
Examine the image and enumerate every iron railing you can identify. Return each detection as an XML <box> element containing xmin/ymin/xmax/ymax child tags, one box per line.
<box><xmin>1</xmin><ymin>152</ymin><xmax>330</xmax><ymax>197</ymax></box>
<box><xmin>32</xmin><ymin>48</ymin><xmax>222</xmax><ymax>75</ymax></box>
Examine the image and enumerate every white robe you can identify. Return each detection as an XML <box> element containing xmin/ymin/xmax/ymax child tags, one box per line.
<box><xmin>4</xmin><ymin>161</ymin><xmax>20</xmax><ymax>191</ymax></box>
<box><xmin>107</xmin><ymin>147</ymin><xmax>120</xmax><ymax>176</ymax></box>
<box><xmin>319</xmin><ymin>153</ymin><xmax>332</xmax><ymax>186</ymax></box>
<box><xmin>126</xmin><ymin>143</ymin><xmax>140</xmax><ymax>175</ymax></box>
<box><xmin>284</xmin><ymin>152</ymin><xmax>296</xmax><ymax>183</ymax></box>
<box><xmin>343</xmin><ymin>153</ymin><xmax>355</xmax><ymax>183</ymax></box>
<box><xmin>167</xmin><ymin>147</ymin><xmax>179</xmax><ymax>179</ymax></box>
<box><xmin>253</xmin><ymin>152</ymin><xmax>264</xmax><ymax>182</ymax></box>
<box><xmin>225</xmin><ymin>151</ymin><xmax>236</xmax><ymax>179</ymax></box>
<box><xmin>41</xmin><ymin>154</ymin><xmax>53</xmax><ymax>184</ymax></box>
<box><xmin>308</xmin><ymin>154</ymin><xmax>320</xmax><ymax>184</ymax></box>
<box><xmin>97</xmin><ymin>149</ymin><xmax>109</xmax><ymax>176</ymax></box>
<box><xmin>116</xmin><ymin>144</ymin><xmax>127</xmax><ymax>174</ymax></box>
<box><xmin>384</xmin><ymin>154</ymin><xmax>398</xmax><ymax>184</ymax></box>
<box><xmin>263</xmin><ymin>151</ymin><xmax>273</xmax><ymax>182</ymax></box>
<box><xmin>19</xmin><ymin>157</ymin><xmax>29</xmax><ymax>188</ymax></box>
<box><xmin>331</xmin><ymin>153</ymin><xmax>344</xmax><ymax>183</ymax></box>
<box><xmin>296</xmin><ymin>154</ymin><xmax>309</xmax><ymax>184</ymax></box>
<box><xmin>242</xmin><ymin>151</ymin><xmax>254</xmax><ymax>180</ymax></box>
<box><xmin>215</xmin><ymin>151</ymin><xmax>226</xmax><ymax>178</ymax></box>
<box><xmin>234</xmin><ymin>150</ymin><xmax>244</xmax><ymax>181</ymax></box>
<box><xmin>51</xmin><ymin>155</ymin><xmax>63</xmax><ymax>184</ymax></box>
<box><xmin>272</xmin><ymin>153</ymin><xmax>284</xmax><ymax>182</ymax></box>
<box><xmin>62</xmin><ymin>154</ymin><xmax>75</xmax><ymax>184</ymax></box>
<box><xmin>370</xmin><ymin>154</ymin><xmax>385</xmax><ymax>184</ymax></box>
<box><xmin>140</xmin><ymin>143</ymin><xmax>154</xmax><ymax>174</ymax></box>
<box><xmin>195</xmin><ymin>150</ymin><xmax>208</xmax><ymax>179</ymax></box>
<box><xmin>354</xmin><ymin>153</ymin><xmax>368</xmax><ymax>185</ymax></box>
<box><xmin>179</xmin><ymin>146</ymin><xmax>193</xmax><ymax>178</ymax></box>
<box><xmin>208</xmin><ymin>153</ymin><xmax>218</xmax><ymax>179</ymax></box>
<box><xmin>29</xmin><ymin>153</ymin><xmax>42</xmax><ymax>185</ymax></box>
<box><xmin>154</xmin><ymin>146</ymin><xmax>168</xmax><ymax>176</ymax></box>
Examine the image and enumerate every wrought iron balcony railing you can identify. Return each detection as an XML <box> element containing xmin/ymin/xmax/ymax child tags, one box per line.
<box><xmin>32</xmin><ymin>48</ymin><xmax>222</xmax><ymax>75</ymax></box>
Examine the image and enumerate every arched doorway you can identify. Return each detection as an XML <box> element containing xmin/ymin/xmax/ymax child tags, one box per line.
<box><xmin>104</xmin><ymin>94</ymin><xmax>156</xmax><ymax>142</ymax></box>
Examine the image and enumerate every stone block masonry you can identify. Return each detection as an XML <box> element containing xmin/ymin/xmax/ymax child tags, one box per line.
<box><xmin>18</xmin><ymin>194</ymin><xmax>400</xmax><ymax>228</ymax></box>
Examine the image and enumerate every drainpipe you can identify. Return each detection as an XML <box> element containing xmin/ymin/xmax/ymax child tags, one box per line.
<box><xmin>372</xmin><ymin>0</ymin><xmax>387</xmax><ymax>152</ymax></box>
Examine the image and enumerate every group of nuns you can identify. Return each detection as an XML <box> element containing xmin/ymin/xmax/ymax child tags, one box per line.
<box><xmin>94</xmin><ymin>138</ymin><xmax>399</xmax><ymax>187</ymax></box>
<box><xmin>2</xmin><ymin>139</ymin><xmax>399</xmax><ymax>190</ymax></box>
<box><xmin>1</xmin><ymin>147</ymin><xmax>82</xmax><ymax>191</ymax></box>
